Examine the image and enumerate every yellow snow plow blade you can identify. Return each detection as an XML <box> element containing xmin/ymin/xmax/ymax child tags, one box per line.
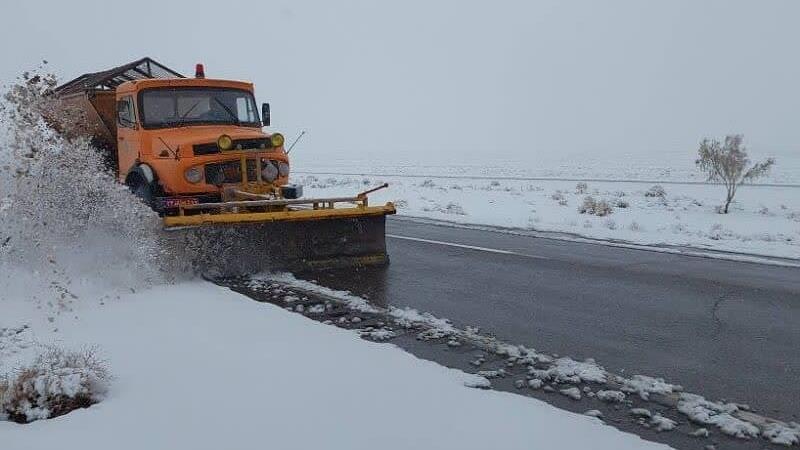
<box><xmin>162</xmin><ymin>203</ymin><xmax>395</xmax><ymax>227</ymax></box>
<box><xmin>159</xmin><ymin>186</ymin><xmax>396</xmax><ymax>276</ymax></box>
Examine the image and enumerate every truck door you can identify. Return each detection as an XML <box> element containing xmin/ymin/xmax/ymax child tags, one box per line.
<box><xmin>116</xmin><ymin>96</ymin><xmax>140</xmax><ymax>181</ymax></box>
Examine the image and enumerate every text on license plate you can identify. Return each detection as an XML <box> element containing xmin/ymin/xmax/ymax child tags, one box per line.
<box><xmin>163</xmin><ymin>198</ymin><xmax>199</xmax><ymax>208</ymax></box>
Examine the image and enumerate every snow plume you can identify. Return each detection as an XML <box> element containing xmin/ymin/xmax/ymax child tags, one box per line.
<box><xmin>0</xmin><ymin>66</ymin><xmax>172</xmax><ymax>307</ymax></box>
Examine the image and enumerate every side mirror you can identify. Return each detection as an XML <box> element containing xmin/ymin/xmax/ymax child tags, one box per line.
<box><xmin>262</xmin><ymin>103</ymin><xmax>270</xmax><ymax>127</ymax></box>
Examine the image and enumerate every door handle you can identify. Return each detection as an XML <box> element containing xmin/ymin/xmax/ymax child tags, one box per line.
<box><xmin>119</xmin><ymin>136</ymin><xmax>125</xmax><ymax>141</ymax></box>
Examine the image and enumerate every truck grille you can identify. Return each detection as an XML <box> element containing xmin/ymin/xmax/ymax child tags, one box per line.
<box><xmin>204</xmin><ymin>160</ymin><xmax>259</xmax><ymax>185</ymax></box>
<box><xmin>193</xmin><ymin>138</ymin><xmax>271</xmax><ymax>156</ymax></box>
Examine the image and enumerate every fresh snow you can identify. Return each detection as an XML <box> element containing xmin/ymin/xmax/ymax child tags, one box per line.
<box><xmin>254</xmin><ymin>272</ymin><xmax>797</xmax><ymax>444</ymax></box>
<box><xmin>0</xmin><ymin>277</ymin><xmax>672</xmax><ymax>450</ymax></box>
<box><xmin>530</xmin><ymin>357</ymin><xmax>608</xmax><ymax>384</ymax></box>
<box><xmin>650</xmin><ymin>414</ymin><xmax>678</xmax><ymax>432</ymax></box>
<box><xmin>677</xmin><ymin>393</ymin><xmax>760</xmax><ymax>439</ymax></box>
<box><xmin>596</xmin><ymin>390</ymin><xmax>627</xmax><ymax>403</ymax></box>
<box><xmin>559</xmin><ymin>387</ymin><xmax>582</xmax><ymax>401</ymax></box>
<box><xmin>618</xmin><ymin>374</ymin><xmax>681</xmax><ymax>401</ymax></box>
<box><xmin>762</xmin><ymin>422</ymin><xmax>800</xmax><ymax>446</ymax></box>
<box><xmin>297</xmin><ymin>173</ymin><xmax>800</xmax><ymax>260</ymax></box>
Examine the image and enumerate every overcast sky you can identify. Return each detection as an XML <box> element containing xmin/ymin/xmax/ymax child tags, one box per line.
<box><xmin>1</xmin><ymin>0</ymin><xmax>798</xmax><ymax>166</ymax></box>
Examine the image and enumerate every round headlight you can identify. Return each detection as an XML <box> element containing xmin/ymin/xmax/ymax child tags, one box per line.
<box><xmin>270</xmin><ymin>133</ymin><xmax>285</xmax><ymax>148</ymax></box>
<box><xmin>217</xmin><ymin>134</ymin><xmax>233</xmax><ymax>151</ymax></box>
<box><xmin>261</xmin><ymin>160</ymin><xmax>278</xmax><ymax>182</ymax></box>
<box><xmin>184</xmin><ymin>167</ymin><xmax>202</xmax><ymax>183</ymax></box>
<box><xmin>278</xmin><ymin>162</ymin><xmax>290</xmax><ymax>177</ymax></box>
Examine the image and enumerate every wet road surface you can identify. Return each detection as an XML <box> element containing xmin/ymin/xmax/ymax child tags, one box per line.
<box><xmin>304</xmin><ymin>216</ymin><xmax>800</xmax><ymax>423</ymax></box>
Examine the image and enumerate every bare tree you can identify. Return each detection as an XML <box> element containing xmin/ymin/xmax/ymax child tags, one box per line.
<box><xmin>695</xmin><ymin>135</ymin><xmax>775</xmax><ymax>214</ymax></box>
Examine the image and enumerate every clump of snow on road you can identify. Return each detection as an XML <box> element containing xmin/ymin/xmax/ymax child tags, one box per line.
<box><xmin>650</xmin><ymin>414</ymin><xmax>677</xmax><ymax>432</ymax></box>
<box><xmin>762</xmin><ymin>422</ymin><xmax>800</xmax><ymax>446</ymax></box>
<box><xmin>596</xmin><ymin>389</ymin><xmax>627</xmax><ymax>403</ymax></box>
<box><xmin>248</xmin><ymin>273</ymin><xmax>379</xmax><ymax>314</ymax></box>
<box><xmin>357</xmin><ymin>327</ymin><xmax>396</xmax><ymax>341</ymax></box>
<box><xmin>529</xmin><ymin>357</ymin><xmax>607</xmax><ymax>384</ymax></box>
<box><xmin>618</xmin><ymin>374</ymin><xmax>681</xmax><ymax>400</ymax></box>
<box><xmin>559</xmin><ymin>387</ymin><xmax>582</xmax><ymax>401</ymax></box>
<box><xmin>677</xmin><ymin>393</ymin><xmax>759</xmax><ymax>439</ymax></box>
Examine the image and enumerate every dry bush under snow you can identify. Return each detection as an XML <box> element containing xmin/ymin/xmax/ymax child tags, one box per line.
<box><xmin>645</xmin><ymin>185</ymin><xmax>667</xmax><ymax>199</ymax></box>
<box><xmin>1</xmin><ymin>346</ymin><xmax>110</xmax><ymax>424</ymax></box>
<box><xmin>579</xmin><ymin>196</ymin><xmax>613</xmax><ymax>217</ymax></box>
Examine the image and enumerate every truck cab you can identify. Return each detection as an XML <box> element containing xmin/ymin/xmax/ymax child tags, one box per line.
<box><xmin>54</xmin><ymin>58</ymin><xmax>395</xmax><ymax>272</ymax></box>
<box><xmin>116</xmin><ymin>76</ymin><xmax>292</xmax><ymax>211</ymax></box>
<box><xmin>56</xmin><ymin>58</ymin><xmax>297</xmax><ymax>214</ymax></box>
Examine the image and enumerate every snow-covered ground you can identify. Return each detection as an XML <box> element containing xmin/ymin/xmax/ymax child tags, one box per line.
<box><xmin>0</xmin><ymin>267</ymin><xmax>670</xmax><ymax>450</ymax></box>
<box><xmin>295</xmin><ymin>172</ymin><xmax>800</xmax><ymax>260</ymax></box>
<box><xmin>292</xmin><ymin>151</ymin><xmax>800</xmax><ymax>185</ymax></box>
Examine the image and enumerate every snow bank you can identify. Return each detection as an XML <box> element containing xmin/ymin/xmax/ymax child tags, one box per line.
<box><xmin>298</xmin><ymin>174</ymin><xmax>800</xmax><ymax>260</ymax></box>
<box><xmin>0</xmin><ymin>282</ymin><xmax>671</xmax><ymax>450</ymax></box>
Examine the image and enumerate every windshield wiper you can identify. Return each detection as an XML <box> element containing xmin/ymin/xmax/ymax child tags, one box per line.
<box><xmin>179</xmin><ymin>100</ymin><xmax>202</xmax><ymax>121</ymax></box>
<box><xmin>212</xmin><ymin>97</ymin><xmax>241</xmax><ymax>126</ymax></box>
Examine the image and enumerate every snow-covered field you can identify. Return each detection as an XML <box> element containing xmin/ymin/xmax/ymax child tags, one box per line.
<box><xmin>292</xmin><ymin>149</ymin><xmax>800</xmax><ymax>185</ymax></box>
<box><xmin>295</xmin><ymin>171</ymin><xmax>800</xmax><ymax>260</ymax></box>
<box><xmin>0</xmin><ymin>267</ymin><xmax>671</xmax><ymax>450</ymax></box>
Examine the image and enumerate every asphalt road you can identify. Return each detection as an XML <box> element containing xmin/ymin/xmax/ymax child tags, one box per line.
<box><xmin>310</xmin><ymin>216</ymin><xmax>800</xmax><ymax>423</ymax></box>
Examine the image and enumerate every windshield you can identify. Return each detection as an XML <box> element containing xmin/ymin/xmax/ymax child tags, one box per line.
<box><xmin>139</xmin><ymin>87</ymin><xmax>260</xmax><ymax>128</ymax></box>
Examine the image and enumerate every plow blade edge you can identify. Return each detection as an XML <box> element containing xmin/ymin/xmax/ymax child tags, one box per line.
<box><xmin>162</xmin><ymin>213</ymin><xmax>390</xmax><ymax>276</ymax></box>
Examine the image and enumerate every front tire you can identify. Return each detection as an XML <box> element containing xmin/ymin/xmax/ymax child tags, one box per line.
<box><xmin>127</xmin><ymin>176</ymin><xmax>155</xmax><ymax>208</ymax></box>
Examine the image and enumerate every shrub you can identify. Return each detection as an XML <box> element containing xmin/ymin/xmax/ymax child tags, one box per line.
<box><xmin>627</xmin><ymin>221</ymin><xmax>644</xmax><ymax>232</ymax></box>
<box><xmin>575</xmin><ymin>182</ymin><xmax>588</xmax><ymax>194</ymax></box>
<box><xmin>578</xmin><ymin>196</ymin><xmax>596</xmax><ymax>214</ymax></box>
<box><xmin>615</xmin><ymin>199</ymin><xmax>630</xmax><ymax>209</ymax></box>
<box><xmin>419</xmin><ymin>179</ymin><xmax>436</xmax><ymax>188</ymax></box>
<box><xmin>645</xmin><ymin>185</ymin><xmax>666</xmax><ymax>198</ymax></box>
<box><xmin>578</xmin><ymin>196</ymin><xmax>613</xmax><ymax>216</ymax></box>
<box><xmin>1</xmin><ymin>346</ymin><xmax>110</xmax><ymax>423</ymax></box>
<box><xmin>443</xmin><ymin>202</ymin><xmax>466</xmax><ymax>215</ymax></box>
<box><xmin>594</xmin><ymin>200</ymin><xmax>613</xmax><ymax>216</ymax></box>
<box><xmin>604</xmin><ymin>219</ymin><xmax>617</xmax><ymax>230</ymax></box>
<box><xmin>696</xmin><ymin>135</ymin><xmax>775</xmax><ymax>214</ymax></box>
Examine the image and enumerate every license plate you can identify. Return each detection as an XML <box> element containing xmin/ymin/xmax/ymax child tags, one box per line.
<box><xmin>163</xmin><ymin>197</ymin><xmax>199</xmax><ymax>208</ymax></box>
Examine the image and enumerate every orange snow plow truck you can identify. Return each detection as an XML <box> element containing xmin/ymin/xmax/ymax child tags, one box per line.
<box><xmin>55</xmin><ymin>58</ymin><xmax>395</xmax><ymax>273</ymax></box>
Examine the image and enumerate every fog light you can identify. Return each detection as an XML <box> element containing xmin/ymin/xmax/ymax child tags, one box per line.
<box><xmin>270</xmin><ymin>133</ymin><xmax>285</xmax><ymax>148</ymax></box>
<box><xmin>184</xmin><ymin>167</ymin><xmax>202</xmax><ymax>183</ymax></box>
<box><xmin>278</xmin><ymin>162</ymin><xmax>290</xmax><ymax>177</ymax></box>
<box><xmin>261</xmin><ymin>160</ymin><xmax>278</xmax><ymax>182</ymax></box>
<box><xmin>217</xmin><ymin>134</ymin><xmax>233</xmax><ymax>151</ymax></box>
